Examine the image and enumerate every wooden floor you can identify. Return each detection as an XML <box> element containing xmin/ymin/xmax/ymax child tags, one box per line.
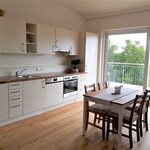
<box><xmin>0</xmin><ymin>101</ymin><xmax>150</xmax><ymax>150</ymax></box>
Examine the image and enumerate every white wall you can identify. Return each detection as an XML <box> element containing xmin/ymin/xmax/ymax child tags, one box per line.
<box><xmin>0</xmin><ymin>1</ymin><xmax>85</xmax><ymax>76</ymax></box>
<box><xmin>86</xmin><ymin>10</ymin><xmax>150</xmax><ymax>32</ymax></box>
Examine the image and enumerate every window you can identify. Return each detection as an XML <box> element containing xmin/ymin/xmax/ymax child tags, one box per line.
<box><xmin>101</xmin><ymin>28</ymin><xmax>150</xmax><ymax>90</ymax></box>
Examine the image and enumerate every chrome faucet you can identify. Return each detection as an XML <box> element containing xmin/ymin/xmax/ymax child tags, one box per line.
<box><xmin>16</xmin><ymin>69</ymin><xmax>26</xmax><ymax>77</ymax></box>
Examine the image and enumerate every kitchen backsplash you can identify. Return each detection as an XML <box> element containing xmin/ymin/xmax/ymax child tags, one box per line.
<box><xmin>0</xmin><ymin>53</ymin><xmax>74</xmax><ymax>76</ymax></box>
<box><xmin>0</xmin><ymin>65</ymin><xmax>69</xmax><ymax>77</ymax></box>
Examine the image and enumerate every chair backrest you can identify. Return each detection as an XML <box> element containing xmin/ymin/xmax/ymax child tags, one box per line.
<box><xmin>143</xmin><ymin>90</ymin><xmax>150</xmax><ymax>111</ymax></box>
<box><xmin>103</xmin><ymin>81</ymin><xmax>109</xmax><ymax>88</ymax></box>
<box><xmin>84</xmin><ymin>83</ymin><xmax>96</xmax><ymax>94</ymax></box>
<box><xmin>130</xmin><ymin>92</ymin><xmax>147</xmax><ymax>121</ymax></box>
<box><xmin>98</xmin><ymin>82</ymin><xmax>101</xmax><ymax>90</ymax></box>
<box><xmin>98</xmin><ymin>81</ymin><xmax>109</xmax><ymax>91</ymax></box>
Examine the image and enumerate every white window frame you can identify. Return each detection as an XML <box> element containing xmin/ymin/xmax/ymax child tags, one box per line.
<box><xmin>99</xmin><ymin>27</ymin><xmax>150</xmax><ymax>90</ymax></box>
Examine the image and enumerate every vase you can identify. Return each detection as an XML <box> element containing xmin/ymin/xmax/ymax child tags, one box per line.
<box><xmin>71</xmin><ymin>68</ymin><xmax>79</xmax><ymax>73</ymax></box>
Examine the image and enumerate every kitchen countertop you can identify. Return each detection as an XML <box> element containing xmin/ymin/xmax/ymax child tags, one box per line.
<box><xmin>0</xmin><ymin>72</ymin><xmax>86</xmax><ymax>83</ymax></box>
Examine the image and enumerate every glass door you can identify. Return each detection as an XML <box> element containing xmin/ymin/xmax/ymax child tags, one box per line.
<box><xmin>105</xmin><ymin>33</ymin><xmax>147</xmax><ymax>90</ymax></box>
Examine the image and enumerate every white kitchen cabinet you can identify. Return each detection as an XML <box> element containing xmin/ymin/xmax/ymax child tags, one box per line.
<box><xmin>37</xmin><ymin>24</ymin><xmax>55</xmax><ymax>54</ymax></box>
<box><xmin>23</xmin><ymin>79</ymin><xmax>46</xmax><ymax>114</ymax></box>
<box><xmin>0</xmin><ymin>18</ymin><xmax>26</xmax><ymax>53</ymax></box>
<box><xmin>56</xmin><ymin>28</ymin><xmax>71</xmax><ymax>51</ymax></box>
<box><xmin>26</xmin><ymin>23</ymin><xmax>37</xmax><ymax>53</ymax></box>
<box><xmin>0</xmin><ymin>83</ymin><xmax>9</xmax><ymax>122</ymax></box>
<box><xmin>70</xmin><ymin>31</ymin><xmax>79</xmax><ymax>55</ymax></box>
<box><xmin>78</xmin><ymin>74</ymin><xmax>87</xmax><ymax>98</ymax></box>
<box><xmin>8</xmin><ymin>82</ymin><xmax>23</xmax><ymax>118</ymax></box>
<box><xmin>46</xmin><ymin>82</ymin><xmax>63</xmax><ymax>107</ymax></box>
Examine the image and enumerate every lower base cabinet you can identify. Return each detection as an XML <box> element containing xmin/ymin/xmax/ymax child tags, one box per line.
<box><xmin>46</xmin><ymin>82</ymin><xmax>63</xmax><ymax>107</ymax></box>
<box><xmin>0</xmin><ymin>83</ymin><xmax>9</xmax><ymax>122</ymax></box>
<box><xmin>23</xmin><ymin>79</ymin><xmax>46</xmax><ymax>114</ymax></box>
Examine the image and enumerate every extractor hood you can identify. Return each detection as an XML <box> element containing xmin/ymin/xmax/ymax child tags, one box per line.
<box><xmin>55</xmin><ymin>49</ymin><xmax>70</xmax><ymax>53</ymax></box>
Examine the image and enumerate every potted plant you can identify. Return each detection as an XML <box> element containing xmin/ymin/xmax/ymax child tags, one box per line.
<box><xmin>71</xmin><ymin>59</ymin><xmax>80</xmax><ymax>73</ymax></box>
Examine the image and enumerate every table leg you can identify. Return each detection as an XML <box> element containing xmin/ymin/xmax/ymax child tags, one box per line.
<box><xmin>83</xmin><ymin>97</ymin><xmax>88</xmax><ymax>136</ymax></box>
<box><xmin>117</xmin><ymin>107</ymin><xmax>123</xmax><ymax>150</ymax></box>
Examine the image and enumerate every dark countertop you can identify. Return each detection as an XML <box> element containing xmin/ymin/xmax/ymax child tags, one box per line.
<box><xmin>0</xmin><ymin>72</ymin><xmax>86</xmax><ymax>83</ymax></box>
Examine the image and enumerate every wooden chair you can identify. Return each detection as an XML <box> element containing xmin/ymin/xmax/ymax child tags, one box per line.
<box><xmin>98</xmin><ymin>81</ymin><xmax>109</xmax><ymax>90</ymax></box>
<box><xmin>140</xmin><ymin>90</ymin><xmax>150</xmax><ymax>136</ymax></box>
<box><xmin>106</xmin><ymin>92</ymin><xmax>147</xmax><ymax>149</ymax></box>
<box><xmin>126</xmin><ymin>90</ymin><xmax>150</xmax><ymax>137</ymax></box>
<box><xmin>84</xmin><ymin>83</ymin><xmax>109</xmax><ymax>139</ymax></box>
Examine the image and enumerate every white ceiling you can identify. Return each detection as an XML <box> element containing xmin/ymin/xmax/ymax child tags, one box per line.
<box><xmin>58</xmin><ymin>0</ymin><xmax>150</xmax><ymax>19</ymax></box>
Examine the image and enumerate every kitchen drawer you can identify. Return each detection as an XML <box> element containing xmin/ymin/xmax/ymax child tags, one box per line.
<box><xmin>9</xmin><ymin>102</ymin><xmax>22</xmax><ymax>118</ymax></box>
<box><xmin>9</xmin><ymin>88</ymin><xmax>22</xmax><ymax>97</ymax></box>
<box><xmin>9</xmin><ymin>95</ymin><xmax>22</xmax><ymax>104</ymax></box>
<box><xmin>9</xmin><ymin>82</ymin><xmax>22</xmax><ymax>90</ymax></box>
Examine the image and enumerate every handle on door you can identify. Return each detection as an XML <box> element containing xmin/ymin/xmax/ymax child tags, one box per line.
<box><xmin>42</xmin><ymin>80</ymin><xmax>45</xmax><ymax>88</ymax></box>
<box><xmin>85</xmin><ymin>65</ymin><xmax>87</xmax><ymax>72</ymax></box>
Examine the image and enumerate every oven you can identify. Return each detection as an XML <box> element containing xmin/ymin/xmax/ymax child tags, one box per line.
<box><xmin>63</xmin><ymin>75</ymin><xmax>78</xmax><ymax>98</ymax></box>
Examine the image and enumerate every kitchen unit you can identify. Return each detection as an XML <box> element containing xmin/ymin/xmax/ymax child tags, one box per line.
<box><xmin>0</xmin><ymin>17</ymin><xmax>26</xmax><ymax>54</ymax></box>
<box><xmin>70</xmin><ymin>31</ymin><xmax>79</xmax><ymax>55</ymax></box>
<box><xmin>45</xmin><ymin>77</ymin><xmax>63</xmax><ymax>107</ymax></box>
<box><xmin>23</xmin><ymin>79</ymin><xmax>46</xmax><ymax>114</ymax></box>
<box><xmin>0</xmin><ymin>72</ymin><xmax>86</xmax><ymax>126</ymax></box>
<box><xmin>55</xmin><ymin>28</ymin><xmax>71</xmax><ymax>52</ymax></box>
<box><xmin>37</xmin><ymin>24</ymin><xmax>55</xmax><ymax>54</ymax></box>
<box><xmin>9</xmin><ymin>82</ymin><xmax>23</xmax><ymax>118</ymax></box>
<box><xmin>0</xmin><ymin>83</ymin><xmax>8</xmax><ymax>122</ymax></box>
<box><xmin>0</xmin><ymin>17</ymin><xmax>79</xmax><ymax>55</ymax></box>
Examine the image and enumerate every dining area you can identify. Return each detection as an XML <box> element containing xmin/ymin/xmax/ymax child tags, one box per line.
<box><xmin>83</xmin><ymin>82</ymin><xmax>150</xmax><ymax>150</ymax></box>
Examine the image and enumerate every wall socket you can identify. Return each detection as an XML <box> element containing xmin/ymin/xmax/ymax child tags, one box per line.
<box><xmin>36</xmin><ymin>67</ymin><xmax>44</xmax><ymax>71</ymax></box>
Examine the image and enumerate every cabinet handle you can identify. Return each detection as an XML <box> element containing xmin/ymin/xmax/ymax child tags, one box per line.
<box><xmin>10</xmin><ymin>84</ymin><xmax>20</xmax><ymax>86</ymax></box>
<box><xmin>10</xmin><ymin>98</ymin><xmax>21</xmax><ymax>101</ymax></box>
<box><xmin>42</xmin><ymin>80</ymin><xmax>45</xmax><ymax>88</ymax></box>
<box><xmin>52</xmin><ymin>46</ymin><xmax>55</xmax><ymax>54</ymax></box>
<box><xmin>11</xmin><ymin>104</ymin><xmax>20</xmax><ymax>108</ymax></box>
<box><xmin>10</xmin><ymin>91</ymin><xmax>20</xmax><ymax>94</ymax></box>
<box><xmin>21</xmin><ymin>43</ymin><xmax>25</xmax><ymax>52</ymax></box>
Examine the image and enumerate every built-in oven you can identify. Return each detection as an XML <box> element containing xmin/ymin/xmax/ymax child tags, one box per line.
<box><xmin>63</xmin><ymin>75</ymin><xmax>78</xmax><ymax>98</ymax></box>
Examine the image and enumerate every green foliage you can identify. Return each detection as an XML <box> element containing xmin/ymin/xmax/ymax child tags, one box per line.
<box><xmin>107</xmin><ymin>39</ymin><xmax>145</xmax><ymax>85</ymax></box>
<box><xmin>108</xmin><ymin>39</ymin><xmax>145</xmax><ymax>63</ymax></box>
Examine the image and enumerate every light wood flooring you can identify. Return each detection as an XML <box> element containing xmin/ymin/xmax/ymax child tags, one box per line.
<box><xmin>0</xmin><ymin>101</ymin><xmax>150</xmax><ymax>150</ymax></box>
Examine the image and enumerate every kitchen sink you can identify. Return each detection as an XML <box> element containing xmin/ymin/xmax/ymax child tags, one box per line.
<box><xmin>16</xmin><ymin>75</ymin><xmax>35</xmax><ymax>79</ymax></box>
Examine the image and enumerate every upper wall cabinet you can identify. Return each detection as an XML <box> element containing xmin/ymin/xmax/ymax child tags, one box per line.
<box><xmin>55</xmin><ymin>28</ymin><xmax>71</xmax><ymax>51</ymax></box>
<box><xmin>0</xmin><ymin>18</ymin><xmax>26</xmax><ymax>54</ymax></box>
<box><xmin>37</xmin><ymin>24</ymin><xmax>55</xmax><ymax>54</ymax></box>
<box><xmin>26</xmin><ymin>23</ymin><xmax>37</xmax><ymax>53</ymax></box>
<box><xmin>70</xmin><ymin>31</ymin><xmax>79</xmax><ymax>55</ymax></box>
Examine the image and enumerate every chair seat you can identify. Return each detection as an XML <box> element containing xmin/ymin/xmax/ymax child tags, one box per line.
<box><xmin>108</xmin><ymin>109</ymin><xmax>139</xmax><ymax>123</ymax></box>
<box><xmin>89</xmin><ymin>104</ymin><xmax>110</xmax><ymax>114</ymax></box>
<box><xmin>125</xmin><ymin>103</ymin><xmax>140</xmax><ymax>113</ymax></box>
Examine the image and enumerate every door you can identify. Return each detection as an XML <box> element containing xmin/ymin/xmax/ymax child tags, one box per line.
<box><xmin>105</xmin><ymin>32</ymin><xmax>147</xmax><ymax>90</ymax></box>
<box><xmin>56</xmin><ymin>28</ymin><xmax>70</xmax><ymax>51</ymax></box>
<box><xmin>0</xmin><ymin>18</ymin><xmax>26</xmax><ymax>53</ymax></box>
<box><xmin>37</xmin><ymin>24</ymin><xmax>55</xmax><ymax>54</ymax></box>
<box><xmin>46</xmin><ymin>82</ymin><xmax>63</xmax><ymax>107</ymax></box>
<box><xmin>70</xmin><ymin>31</ymin><xmax>79</xmax><ymax>55</ymax></box>
<box><xmin>23</xmin><ymin>79</ymin><xmax>46</xmax><ymax>114</ymax></box>
<box><xmin>85</xmin><ymin>32</ymin><xmax>98</xmax><ymax>85</ymax></box>
<box><xmin>0</xmin><ymin>83</ymin><xmax>9</xmax><ymax>122</ymax></box>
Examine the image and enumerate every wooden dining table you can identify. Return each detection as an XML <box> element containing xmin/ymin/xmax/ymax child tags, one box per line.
<box><xmin>82</xmin><ymin>87</ymin><xmax>142</xmax><ymax>150</ymax></box>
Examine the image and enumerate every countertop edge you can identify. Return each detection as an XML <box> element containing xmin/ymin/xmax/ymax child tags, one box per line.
<box><xmin>0</xmin><ymin>72</ymin><xmax>87</xmax><ymax>84</ymax></box>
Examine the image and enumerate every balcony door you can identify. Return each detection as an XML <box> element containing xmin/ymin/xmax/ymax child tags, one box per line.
<box><xmin>105</xmin><ymin>32</ymin><xmax>147</xmax><ymax>90</ymax></box>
